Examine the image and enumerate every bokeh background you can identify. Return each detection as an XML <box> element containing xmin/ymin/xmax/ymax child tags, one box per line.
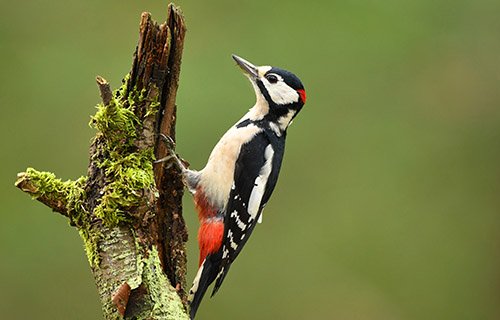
<box><xmin>1</xmin><ymin>0</ymin><xmax>499</xmax><ymax>319</ymax></box>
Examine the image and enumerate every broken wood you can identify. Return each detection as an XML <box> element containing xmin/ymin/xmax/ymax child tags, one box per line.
<box><xmin>15</xmin><ymin>4</ymin><xmax>189</xmax><ymax>319</ymax></box>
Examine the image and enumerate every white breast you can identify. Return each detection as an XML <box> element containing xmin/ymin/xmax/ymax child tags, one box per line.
<box><xmin>198</xmin><ymin>124</ymin><xmax>261</xmax><ymax>208</ymax></box>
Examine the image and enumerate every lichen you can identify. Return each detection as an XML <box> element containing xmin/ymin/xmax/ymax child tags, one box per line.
<box><xmin>135</xmin><ymin>247</ymin><xmax>189</xmax><ymax>319</ymax></box>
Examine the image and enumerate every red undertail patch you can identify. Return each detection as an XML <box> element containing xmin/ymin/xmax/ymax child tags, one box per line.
<box><xmin>194</xmin><ymin>188</ymin><xmax>218</xmax><ymax>220</ymax></box>
<box><xmin>297</xmin><ymin>89</ymin><xmax>307</xmax><ymax>104</ymax></box>
<box><xmin>198</xmin><ymin>220</ymin><xmax>224</xmax><ymax>266</ymax></box>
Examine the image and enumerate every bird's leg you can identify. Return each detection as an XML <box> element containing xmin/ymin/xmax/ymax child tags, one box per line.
<box><xmin>155</xmin><ymin>134</ymin><xmax>200</xmax><ymax>194</ymax></box>
<box><xmin>154</xmin><ymin>133</ymin><xmax>189</xmax><ymax>172</ymax></box>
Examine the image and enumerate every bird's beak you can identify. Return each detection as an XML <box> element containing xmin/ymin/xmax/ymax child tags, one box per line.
<box><xmin>232</xmin><ymin>54</ymin><xmax>259</xmax><ymax>80</ymax></box>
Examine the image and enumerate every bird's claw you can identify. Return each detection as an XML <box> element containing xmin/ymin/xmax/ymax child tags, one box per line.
<box><xmin>154</xmin><ymin>155</ymin><xmax>175</xmax><ymax>164</ymax></box>
<box><xmin>157</xmin><ymin>133</ymin><xmax>176</xmax><ymax>150</ymax></box>
<box><xmin>154</xmin><ymin>133</ymin><xmax>188</xmax><ymax>171</ymax></box>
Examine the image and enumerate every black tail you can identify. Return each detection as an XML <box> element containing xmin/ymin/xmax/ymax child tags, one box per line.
<box><xmin>189</xmin><ymin>256</ymin><xmax>220</xmax><ymax>319</ymax></box>
<box><xmin>211</xmin><ymin>263</ymin><xmax>231</xmax><ymax>297</ymax></box>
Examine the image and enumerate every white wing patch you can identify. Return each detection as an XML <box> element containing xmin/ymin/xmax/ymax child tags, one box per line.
<box><xmin>248</xmin><ymin>145</ymin><xmax>274</xmax><ymax>220</ymax></box>
<box><xmin>230</xmin><ymin>210</ymin><xmax>247</xmax><ymax>231</ymax></box>
<box><xmin>227</xmin><ymin>230</ymin><xmax>238</xmax><ymax>250</ymax></box>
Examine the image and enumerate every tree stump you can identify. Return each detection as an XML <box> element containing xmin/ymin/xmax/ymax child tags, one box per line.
<box><xmin>15</xmin><ymin>4</ymin><xmax>189</xmax><ymax>319</ymax></box>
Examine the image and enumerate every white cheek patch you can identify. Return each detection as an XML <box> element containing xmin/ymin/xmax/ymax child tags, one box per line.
<box><xmin>263</xmin><ymin>79</ymin><xmax>300</xmax><ymax>105</ymax></box>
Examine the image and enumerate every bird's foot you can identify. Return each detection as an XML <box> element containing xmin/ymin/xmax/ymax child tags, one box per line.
<box><xmin>157</xmin><ymin>133</ymin><xmax>176</xmax><ymax>150</ymax></box>
<box><xmin>154</xmin><ymin>133</ymin><xmax>189</xmax><ymax>171</ymax></box>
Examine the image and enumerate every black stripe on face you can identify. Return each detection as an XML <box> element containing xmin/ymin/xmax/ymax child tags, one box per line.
<box><xmin>256</xmin><ymin>79</ymin><xmax>276</xmax><ymax>107</ymax></box>
<box><xmin>256</xmin><ymin>78</ymin><xmax>304</xmax><ymax>122</ymax></box>
<box><xmin>236</xmin><ymin>119</ymin><xmax>252</xmax><ymax>128</ymax></box>
<box><xmin>255</xmin><ymin>79</ymin><xmax>289</xmax><ymax>121</ymax></box>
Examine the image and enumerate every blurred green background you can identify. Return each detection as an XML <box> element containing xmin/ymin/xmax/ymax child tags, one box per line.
<box><xmin>1</xmin><ymin>0</ymin><xmax>499</xmax><ymax>319</ymax></box>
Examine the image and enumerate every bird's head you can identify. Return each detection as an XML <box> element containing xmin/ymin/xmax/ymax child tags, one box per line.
<box><xmin>232</xmin><ymin>54</ymin><xmax>306</xmax><ymax>127</ymax></box>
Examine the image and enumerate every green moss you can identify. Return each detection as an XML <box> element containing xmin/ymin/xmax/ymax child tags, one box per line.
<box><xmin>66</xmin><ymin>177</ymin><xmax>101</xmax><ymax>267</ymax></box>
<box><xmin>93</xmin><ymin>148</ymin><xmax>155</xmax><ymax>226</ymax></box>
<box><xmin>90</xmin><ymin>100</ymin><xmax>139</xmax><ymax>147</ymax></box>
<box><xmin>79</xmin><ymin>228</ymin><xmax>101</xmax><ymax>267</ymax></box>
<box><xmin>23</xmin><ymin>168</ymin><xmax>88</xmax><ymax>224</ymax></box>
<box><xmin>90</xmin><ymin>75</ymin><xmax>138</xmax><ymax>145</ymax></box>
<box><xmin>24</xmin><ymin>77</ymin><xmax>162</xmax><ymax>267</ymax></box>
<box><xmin>145</xmin><ymin>100</ymin><xmax>161</xmax><ymax>117</ymax></box>
<box><xmin>89</xmin><ymin>77</ymin><xmax>158</xmax><ymax>227</ymax></box>
<box><xmin>24</xmin><ymin>168</ymin><xmax>87</xmax><ymax>210</ymax></box>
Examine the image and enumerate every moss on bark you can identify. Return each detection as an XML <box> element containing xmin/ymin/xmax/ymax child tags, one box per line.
<box><xmin>89</xmin><ymin>78</ymin><xmax>157</xmax><ymax>227</ymax></box>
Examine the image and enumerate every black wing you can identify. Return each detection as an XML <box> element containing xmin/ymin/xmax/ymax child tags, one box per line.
<box><xmin>211</xmin><ymin>131</ymin><xmax>285</xmax><ymax>295</ymax></box>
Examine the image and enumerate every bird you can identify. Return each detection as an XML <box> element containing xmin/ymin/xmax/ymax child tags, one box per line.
<box><xmin>161</xmin><ymin>54</ymin><xmax>306</xmax><ymax>319</ymax></box>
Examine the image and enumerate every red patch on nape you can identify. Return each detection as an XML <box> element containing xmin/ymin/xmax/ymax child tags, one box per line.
<box><xmin>297</xmin><ymin>89</ymin><xmax>307</xmax><ymax>104</ymax></box>
<box><xmin>198</xmin><ymin>220</ymin><xmax>224</xmax><ymax>266</ymax></box>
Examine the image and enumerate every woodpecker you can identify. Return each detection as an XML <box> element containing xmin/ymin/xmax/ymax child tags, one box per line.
<box><xmin>171</xmin><ymin>55</ymin><xmax>306</xmax><ymax>319</ymax></box>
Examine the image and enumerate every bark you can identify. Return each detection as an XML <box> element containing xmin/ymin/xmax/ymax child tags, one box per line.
<box><xmin>14</xmin><ymin>4</ymin><xmax>189</xmax><ymax>319</ymax></box>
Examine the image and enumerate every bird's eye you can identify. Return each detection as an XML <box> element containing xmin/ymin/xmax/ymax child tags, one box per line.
<box><xmin>266</xmin><ymin>74</ymin><xmax>279</xmax><ymax>84</ymax></box>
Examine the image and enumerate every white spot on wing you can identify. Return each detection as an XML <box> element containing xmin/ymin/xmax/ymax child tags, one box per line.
<box><xmin>227</xmin><ymin>230</ymin><xmax>238</xmax><ymax>250</ymax></box>
<box><xmin>248</xmin><ymin>145</ymin><xmax>274</xmax><ymax>219</ymax></box>
<box><xmin>258</xmin><ymin>213</ymin><xmax>263</xmax><ymax>224</ymax></box>
<box><xmin>231</xmin><ymin>210</ymin><xmax>247</xmax><ymax>231</ymax></box>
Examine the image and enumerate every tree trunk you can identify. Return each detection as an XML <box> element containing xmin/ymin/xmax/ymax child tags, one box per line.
<box><xmin>14</xmin><ymin>4</ymin><xmax>189</xmax><ymax>319</ymax></box>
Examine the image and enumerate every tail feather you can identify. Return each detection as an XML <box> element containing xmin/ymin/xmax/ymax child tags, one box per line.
<box><xmin>211</xmin><ymin>264</ymin><xmax>231</xmax><ymax>297</ymax></box>
<box><xmin>188</xmin><ymin>256</ymin><xmax>220</xmax><ymax>319</ymax></box>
